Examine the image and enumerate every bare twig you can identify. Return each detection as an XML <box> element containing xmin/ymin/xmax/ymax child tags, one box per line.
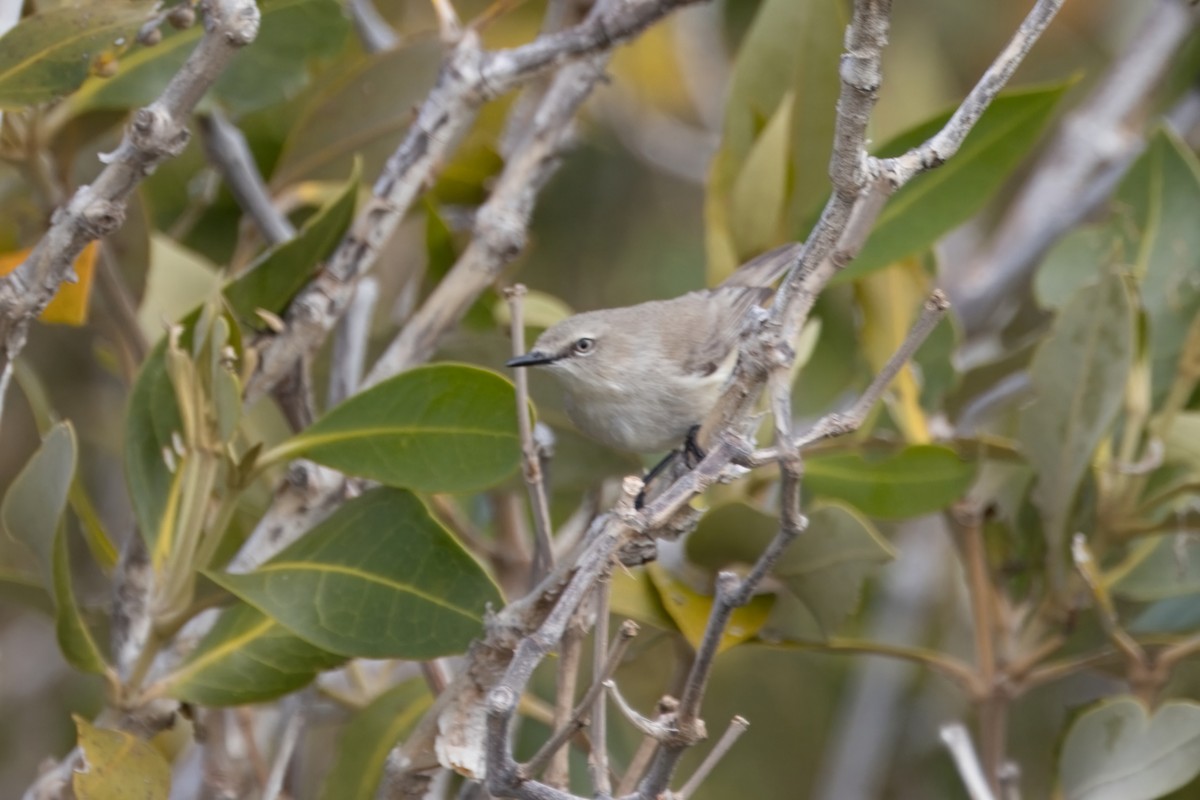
<box><xmin>262</xmin><ymin>706</ymin><xmax>305</xmax><ymax>800</ymax></box>
<box><xmin>675</xmin><ymin>716</ymin><xmax>749</xmax><ymax>800</ymax></box>
<box><xmin>506</xmin><ymin>284</ymin><xmax>556</xmax><ymax>584</ymax></box>
<box><xmin>954</xmin><ymin>0</ymin><xmax>1200</xmax><ymax>330</ymax></box>
<box><xmin>589</xmin><ymin>578</ymin><xmax>612</xmax><ymax>796</ymax></box>
<box><xmin>545</xmin><ymin>618</ymin><xmax>585</xmax><ymax>789</ymax></box>
<box><xmin>197</xmin><ymin>109</ymin><xmax>295</xmax><ymax>247</ymax></box>
<box><xmin>327</xmin><ymin>276</ymin><xmax>379</xmax><ymax>407</ymax></box>
<box><xmin>0</xmin><ymin>0</ymin><xmax>261</xmax><ymax>425</ymax></box>
<box><xmin>348</xmin><ymin>0</ymin><xmax>399</xmax><ymax>53</ymax></box>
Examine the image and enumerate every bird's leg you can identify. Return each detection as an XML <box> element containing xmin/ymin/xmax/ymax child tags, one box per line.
<box><xmin>683</xmin><ymin>424</ymin><xmax>706</xmax><ymax>469</ymax></box>
<box><xmin>637</xmin><ymin>449</ymin><xmax>682</xmax><ymax>509</ymax></box>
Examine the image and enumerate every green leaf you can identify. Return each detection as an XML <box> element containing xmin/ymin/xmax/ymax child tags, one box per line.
<box><xmin>728</xmin><ymin>93</ymin><xmax>793</xmax><ymax>257</ymax></box>
<box><xmin>686</xmin><ymin>501</ymin><xmax>894</xmax><ymax>635</ymax></box>
<box><xmin>838</xmin><ymin>83</ymin><xmax>1070</xmax><ymax>282</ymax></box>
<box><xmin>53</xmin><ymin>523</ymin><xmax>108</xmax><ymax>674</ymax></box>
<box><xmin>267</xmin><ymin>364</ymin><xmax>521</xmax><ymax>494</ymax></box>
<box><xmin>707</xmin><ymin>0</ymin><xmax>843</xmax><ymax>277</ymax></box>
<box><xmin>124</xmin><ymin>338</ymin><xmax>183</xmax><ymax>547</ymax></box>
<box><xmin>224</xmin><ymin>158</ymin><xmax>361</xmax><ymax>328</ymax></box>
<box><xmin>1060</xmin><ymin>697</ymin><xmax>1200</xmax><ymax>800</ymax></box>
<box><xmin>73</xmin><ymin>716</ymin><xmax>170</xmax><ymax>800</ymax></box>
<box><xmin>208</xmin><ymin>488</ymin><xmax>502</xmax><ymax>659</ymax></box>
<box><xmin>803</xmin><ymin>445</ymin><xmax>975</xmax><ymax>519</ymax></box>
<box><xmin>1018</xmin><ymin>271</ymin><xmax>1133</xmax><ymax>566</ymax></box>
<box><xmin>1116</xmin><ymin>128</ymin><xmax>1200</xmax><ymax>402</ymax></box>
<box><xmin>1034</xmin><ymin>225</ymin><xmax>1121</xmax><ymax>310</ymax></box>
<box><xmin>319</xmin><ymin>681</ymin><xmax>433</xmax><ymax>800</ymax></box>
<box><xmin>0</xmin><ymin>1</ymin><xmax>155</xmax><ymax>109</ymax></box>
<box><xmin>166</xmin><ymin>602</ymin><xmax>345</xmax><ymax>706</ymax></box>
<box><xmin>271</xmin><ymin>39</ymin><xmax>443</xmax><ymax>187</ymax></box>
<box><xmin>70</xmin><ymin>0</ymin><xmax>349</xmax><ymax>115</ymax></box>
<box><xmin>2</xmin><ymin>421</ymin><xmax>76</xmax><ymax>589</ymax></box>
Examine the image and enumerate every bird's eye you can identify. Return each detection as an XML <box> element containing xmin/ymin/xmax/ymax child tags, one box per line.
<box><xmin>573</xmin><ymin>337</ymin><xmax>595</xmax><ymax>355</ymax></box>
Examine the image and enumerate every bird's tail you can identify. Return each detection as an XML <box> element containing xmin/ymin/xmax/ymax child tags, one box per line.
<box><xmin>717</xmin><ymin>242</ymin><xmax>805</xmax><ymax>289</ymax></box>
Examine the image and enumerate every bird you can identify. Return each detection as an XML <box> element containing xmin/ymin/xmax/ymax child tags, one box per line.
<box><xmin>505</xmin><ymin>243</ymin><xmax>802</xmax><ymax>456</ymax></box>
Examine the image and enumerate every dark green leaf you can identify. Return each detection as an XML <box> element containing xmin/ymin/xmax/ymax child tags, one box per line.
<box><xmin>1060</xmin><ymin>697</ymin><xmax>1200</xmax><ymax>800</ymax></box>
<box><xmin>53</xmin><ymin>525</ymin><xmax>107</xmax><ymax>674</ymax></box>
<box><xmin>1112</xmin><ymin>535</ymin><xmax>1200</xmax><ymax>601</ymax></box>
<box><xmin>0</xmin><ymin>1</ymin><xmax>155</xmax><ymax>109</ymax></box>
<box><xmin>803</xmin><ymin>445</ymin><xmax>975</xmax><ymax>519</ymax></box>
<box><xmin>268</xmin><ymin>364</ymin><xmax>521</xmax><ymax>493</ymax></box>
<box><xmin>208</xmin><ymin>488</ymin><xmax>502</xmax><ymax>659</ymax></box>
<box><xmin>319</xmin><ymin>681</ymin><xmax>433</xmax><ymax>800</ymax></box>
<box><xmin>123</xmin><ymin>338</ymin><xmax>182</xmax><ymax>547</ymax></box>
<box><xmin>166</xmin><ymin>602</ymin><xmax>345</xmax><ymax>706</ymax></box>
<box><xmin>1018</xmin><ymin>271</ymin><xmax>1133</xmax><ymax>565</ymax></box>
<box><xmin>224</xmin><ymin>158</ymin><xmax>360</xmax><ymax>328</ymax></box>
<box><xmin>271</xmin><ymin>39</ymin><xmax>443</xmax><ymax>187</ymax></box>
<box><xmin>686</xmin><ymin>501</ymin><xmax>893</xmax><ymax>635</ymax></box>
<box><xmin>838</xmin><ymin>83</ymin><xmax>1070</xmax><ymax>281</ymax></box>
<box><xmin>70</xmin><ymin>0</ymin><xmax>349</xmax><ymax>115</ymax></box>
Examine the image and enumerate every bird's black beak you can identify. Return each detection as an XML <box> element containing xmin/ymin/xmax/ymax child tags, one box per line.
<box><xmin>506</xmin><ymin>350</ymin><xmax>557</xmax><ymax>368</ymax></box>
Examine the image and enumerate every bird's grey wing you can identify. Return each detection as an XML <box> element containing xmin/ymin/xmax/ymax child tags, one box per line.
<box><xmin>679</xmin><ymin>286</ymin><xmax>770</xmax><ymax>377</ymax></box>
<box><xmin>718</xmin><ymin>242</ymin><xmax>804</xmax><ymax>289</ymax></box>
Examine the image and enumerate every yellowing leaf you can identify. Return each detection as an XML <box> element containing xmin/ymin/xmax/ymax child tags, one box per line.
<box><xmin>645</xmin><ymin>562</ymin><xmax>773</xmax><ymax>653</ymax></box>
<box><xmin>0</xmin><ymin>242</ymin><xmax>99</xmax><ymax>326</ymax></box>
<box><xmin>855</xmin><ymin>259</ymin><xmax>930</xmax><ymax>442</ymax></box>
<box><xmin>73</xmin><ymin>716</ymin><xmax>170</xmax><ymax>800</ymax></box>
<box><xmin>729</xmin><ymin>93</ymin><xmax>793</xmax><ymax>257</ymax></box>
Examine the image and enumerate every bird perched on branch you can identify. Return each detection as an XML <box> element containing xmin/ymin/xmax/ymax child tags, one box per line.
<box><xmin>506</xmin><ymin>243</ymin><xmax>802</xmax><ymax>456</ymax></box>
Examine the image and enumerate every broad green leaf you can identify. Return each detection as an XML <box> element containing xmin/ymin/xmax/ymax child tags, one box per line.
<box><xmin>266</xmin><ymin>365</ymin><xmax>521</xmax><ymax>494</ymax></box>
<box><xmin>271</xmin><ymin>39</ymin><xmax>443</xmax><ymax>188</ymax></box>
<box><xmin>1018</xmin><ymin>271</ymin><xmax>1133</xmax><ymax>566</ymax></box>
<box><xmin>838</xmin><ymin>83</ymin><xmax>1070</xmax><ymax>282</ymax></box>
<box><xmin>318</xmin><ymin>681</ymin><xmax>433</xmax><ymax>800</ymax></box>
<box><xmin>1130</xmin><ymin>594</ymin><xmax>1200</xmax><ymax>634</ymax></box>
<box><xmin>729</xmin><ymin>93</ymin><xmax>793</xmax><ymax>257</ymax></box>
<box><xmin>0</xmin><ymin>1</ymin><xmax>155</xmax><ymax>109</ymax></box>
<box><xmin>1111</xmin><ymin>535</ymin><xmax>1200</xmax><ymax>601</ymax></box>
<box><xmin>70</xmin><ymin>0</ymin><xmax>349</xmax><ymax>115</ymax></box>
<box><xmin>1034</xmin><ymin>225</ymin><xmax>1122</xmax><ymax>310</ymax></box>
<box><xmin>804</xmin><ymin>445</ymin><xmax>975</xmax><ymax>519</ymax></box>
<box><xmin>707</xmin><ymin>0</ymin><xmax>843</xmax><ymax>279</ymax></box>
<box><xmin>53</xmin><ymin>523</ymin><xmax>107</xmax><ymax>674</ymax></box>
<box><xmin>686</xmin><ymin>502</ymin><xmax>894</xmax><ymax>636</ymax></box>
<box><xmin>224</xmin><ymin>158</ymin><xmax>361</xmax><ymax>328</ymax></box>
<box><xmin>73</xmin><ymin>716</ymin><xmax>170</xmax><ymax>800</ymax></box>
<box><xmin>646</xmin><ymin>562</ymin><xmax>773</xmax><ymax>654</ymax></box>
<box><xmin>2</xmin><ymin>421</ymin><xmax>76</xmax><ymax>589</ymax></box>
<box><xmin>1116</xmin><ymin>128</ymin><xmax>1200</xmax><ymax>402</ymax></box>
<box><xmin>123</xmin><ymin>338</ymin><xmax>182</xmax><ymax>547</ymax></box>
<box><xmin>165</xmin><ymin>602</ymin><xmax>345</xmax><ymax>706</ymax></box>
<box><xmin>1060</xmin><ymin>697</ymin><xmax>1200</xmax><ymax>800</ymax></box>
<box><xmin>208</xmin><ymin>488</ymin><xmax>502</xmax><ymax>659</ymax></box>
<box><xmin>135</xmin><ymin>235</ymin><xmax>221</xmax><ymax>343</ymax></box>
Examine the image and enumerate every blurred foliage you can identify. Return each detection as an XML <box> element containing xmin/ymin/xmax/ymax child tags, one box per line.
<box><xmin>1</xmin><ymin>0</ymin><xmax>1199</xmax><ymax>799</ymax></box>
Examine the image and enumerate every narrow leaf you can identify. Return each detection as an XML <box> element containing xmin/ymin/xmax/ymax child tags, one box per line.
<box><xmin>268</xmin><ymin>364</ymin><xmax>521</xmax><ymax>494</ymax></box>
<box><xmin>804</xmin><ymin>445</ymin><xmax>975</xmax><ymax>519</ymax></box>
<box><xmin>1060</xmin><ymin>697</ymin><xmax>1200</xmax><ymax>800</ymax></box>
<box><xmin>318</xmin><ymin>681</ymin><xmax>433</xmax><ymax>800</ymax></box>
<box><xmin>53</xmin><ymin>527</ymin><xmax>107</xmax><ymax>674</ymax></box>
<box><xmin>224</xmin><ymin>158</ymin><xmax>361</xmax><ymax>328</ymax></box>
<box><xmin>1018</xmin><ymin>271</ymin><xmax>1133</xmax><ymax>564</ymax></box>
<box><xmin>208</xmin><ymin>488</ymin><xmax>503</xmax><ymax>659</ymax></box>
<box><xmin>166</xmin><ymin>602</ymin><xmax>345</xmax><ymax>706</ymax></box>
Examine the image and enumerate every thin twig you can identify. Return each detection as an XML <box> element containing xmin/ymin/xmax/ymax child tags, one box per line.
<box><xmin>506</xmin><ymin>284</ymin><xmax>556</xmax><ymax>584</ymax></box>
<box><xmin>347</xmin><ymin>0</ymin><xmax>399</xmax><ymax>52</ymax></box>
<box><xmin>675</xmin><ymin>716</ymin><xmax>750</xmax><ymax>800</ymax></box>
<box><xmin>327</xmin><ymin>276</ymin><xmax>379</xmax><ymax>407</ymax></box>
<box><xmin>197</xmin><ymin>109</ymin><xmax>295</xmax><ymax>248</ymax></box>
<box><xmin>545</xmin><ymin>619</ymin><xmax>585</xmax><ymax>789</ymax></box>
<box><xmin>589</xmin><ymin>578</ymin><xmax>613</xmax><ymax>796</ymax></box>
<box><xmin>262</xmin><ymin>706</ymin><xmax>305</xmax><ymax>800</ymax></box>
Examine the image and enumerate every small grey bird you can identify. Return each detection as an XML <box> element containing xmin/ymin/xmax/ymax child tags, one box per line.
<box><xmin>506</xmin><ymin>244</ymin><xmax>802</xmax><ymax>454</ymax></box>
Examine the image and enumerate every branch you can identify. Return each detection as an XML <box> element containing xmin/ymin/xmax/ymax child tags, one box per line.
<box><xmin>941</xmin><ymin>723</ymin><xmax>998</xmax><ymax>800</ymax></box>
<box><xmin>0</xmin><ymin>0</ymin><xmax>261</xmax><ymax>419</ymax></box>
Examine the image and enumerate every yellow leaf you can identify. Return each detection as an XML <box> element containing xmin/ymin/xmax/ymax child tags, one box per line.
<box><xmin>0</xmin><ymin>242</ymin><xmax>99</xmax><ymax>326</ymax></box>
<box><xmin>646</xmin><ymin>562</ymin><xmax>773</xmax><ymax>653</ymax></box>
<box><xmin>855</xmin><ymin>259</ymin><xmax>931</xmax><ymax>443</ymax></box>
<box><xmin>73</xmin><ymin>716</ymin><xmax>170</xmax><ymax>800</ymax></box>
